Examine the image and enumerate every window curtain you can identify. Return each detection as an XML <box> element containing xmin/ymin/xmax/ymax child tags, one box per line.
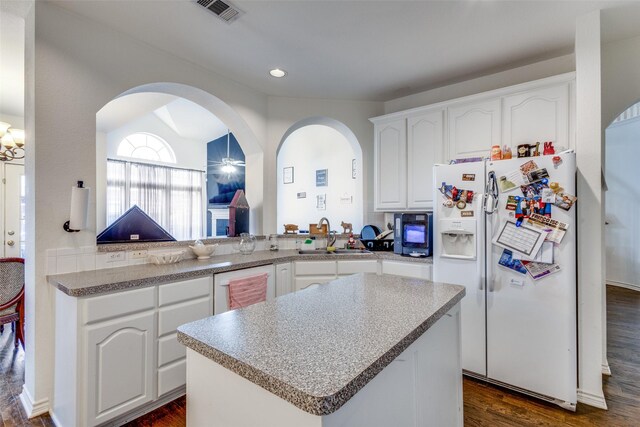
<box><xmin>106</xmin><ymin>160</ymin><xmax>127</xmax><ymax>226</ymax></box>
<box><xmin>107</xmin><ymin>159</ymin><xmax>204</xmax><ymax>241</ymax></box>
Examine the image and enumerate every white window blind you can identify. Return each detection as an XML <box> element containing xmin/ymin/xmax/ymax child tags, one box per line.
<box><xmin>106</xmin><ymin>159</ymin><xmax>204</xmax><ymax>240</ymax></box>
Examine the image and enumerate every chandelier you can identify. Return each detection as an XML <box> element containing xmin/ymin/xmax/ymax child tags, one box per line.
<box><xmin>0</xmin><ymin>122</ymin><xmax>25</xmax><ymax>162</ymax></box>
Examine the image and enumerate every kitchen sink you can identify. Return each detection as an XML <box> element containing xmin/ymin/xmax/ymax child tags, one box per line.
<box><xmin>298</xmin><ymin>249</ymin><xmax>372</xmax><ymax>255</ymax></box>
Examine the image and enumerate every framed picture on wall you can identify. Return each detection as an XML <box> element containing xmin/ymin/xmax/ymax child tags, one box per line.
<box><xmin>316</xmin><ymin>169</ymin><xmax>328</xmax><ymax>187</ymax></box>
<box><xmin>352</xmin><ymin>159</ymin><xmax>356</xmax><ymax>179</ymax></box>
<box><xmin>316</xmin><ymin>194</ymin><xmax>326</xmax><ymax>210</ymax></box>
<box><xmin>283</xmin><ymin>167</ymin><xmax>294</xmax><ymax>184</ymax></box>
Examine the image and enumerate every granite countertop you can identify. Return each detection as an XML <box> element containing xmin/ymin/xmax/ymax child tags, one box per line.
<box><xmin>48</xmin><ymin>250</ymin><xmax>432</xmax><ymax>297</ymax></box>
<box><xmin>177</xmin><ymin>273</ymin><xmax>465</xmax><ymax>416</ymax></box>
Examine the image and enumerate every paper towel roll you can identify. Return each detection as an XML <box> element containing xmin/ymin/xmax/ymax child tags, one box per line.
<box><xmin>69</xmin><ymin>183</ymin><xmax>90</xmax><ymax>231</ymax></box>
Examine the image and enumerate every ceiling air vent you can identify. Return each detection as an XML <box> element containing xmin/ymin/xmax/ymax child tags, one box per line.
<box><xmin>196</xmin><ymin>0</ymin><xmax>242</xmax><ymax>23</ymax></box>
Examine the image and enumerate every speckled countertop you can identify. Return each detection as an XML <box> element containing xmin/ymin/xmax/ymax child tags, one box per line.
<box><xmin>48</xmin><ymin>250</ymin><xmax>432</xmax><ymax>297</ymax></box>
<box><xmin>177</xmin><ymin>273</ymin><xmax>465</xmax><ymax>416</ymax></box>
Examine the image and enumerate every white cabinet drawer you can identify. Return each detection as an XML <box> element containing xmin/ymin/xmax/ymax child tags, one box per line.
<box><xmin>158</xmin><ymin>276</ymin><xmax>212</xmax><ymax>307</ymax></box>
<box><xmin>158</xmin><ymin>297</ymin><xmax>211</xmax><ymax>337</ymax></box>
<box><xmin>84</xmin><ymin>287</ymin><xmax>155</xmax><ymax>324</ymax></box>
<box><xmin>294</xmin><ymin>276</ymin><xmax>334</xmax><ymax>292</ymax></box>
<box><xmin>337</xmin><ymin>260</ymin><xmax>378</xmax><ymax>275</ymax></box>
<box><xmin>158</xmin><ymin>333</ymin><xmax>185</xmax><ymax>367</ymax></box>
<box><xmin>382</xmin><ymin>260</ymin><xmax>432</xmax><ymax>280</ymax></box>
<box><xmin>294</xmin><ymin>261</ymin><xmax>337</xmax><ymax>276</ymax></box>
<box><xmin>214</xmin><ymin>265</ymin><xmax>275</xmax><ymax>315</ymax></box>
<box><xmin>157</xmin><ymin>359</ymin><xmax>186</xmax><ymax>398</ymax></box>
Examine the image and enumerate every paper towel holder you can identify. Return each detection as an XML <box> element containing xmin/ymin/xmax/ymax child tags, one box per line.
<box><xmin>64</xmin><ymin>180</ymin><xmax>88</xmax><ymax>233</ymax></box>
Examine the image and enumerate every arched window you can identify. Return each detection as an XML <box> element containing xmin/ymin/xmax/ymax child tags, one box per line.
<box><xmin>116</xmin><ymin>132</ymin><xmax>176</xmax><ymax>163</ymax></box>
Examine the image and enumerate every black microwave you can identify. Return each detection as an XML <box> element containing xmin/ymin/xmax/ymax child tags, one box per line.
<box><xmin>393</xmin><ymin>212</ymin><xmax>433</xmax><ymax>257</ymax></box>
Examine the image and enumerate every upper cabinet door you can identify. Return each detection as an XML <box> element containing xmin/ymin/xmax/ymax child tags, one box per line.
<box><xmin>374</xmin><ymin>119</ymin><xmax>407</xmax><ymax>210</ymax></box>
<box><xmin>447</xmin><ymin>99</ymin><xmax>501</xmax><ymax>161</ymax></box>
<box><xmin>502</xmin><ymin>83</ymin><xmax>570</xmax><ymax>152</ymax></box>
<box><xmin>407</xmin><ymin>110</ymin><xmax>443</xmax><ymax>209</ymax></box>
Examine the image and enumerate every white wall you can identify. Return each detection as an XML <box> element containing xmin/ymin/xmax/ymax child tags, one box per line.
<box><xmin>605</xmin><ymin>116</ymin><xmax>640</xmax><ymax>289</ymax></box>
<box><xmin>24</xmin><ymin>1</ymin><xmax>268</xmax><ymax>414</ymax></box>
<box><xmin>0</xmin><ymin>113</ymin><xmax>24</xmax><ymax>129</ymax></box>
<box><xmin>384</xmin><ymin>54</ymin><xmax>575</xmax><ymax>114</ymax></box>
<box><xmin>602</xmin><ymin>34</ymin><xmax>640</xmax><ymax>129</ymax></box>
<box><xmin>105</xmin><ymin>113</ymin><xmax>207</xmax><ymax>171</ymax></box>
<box><xmin>277</xmin><ymin>124</ymin><xmax>363</xmax><ymax>234</ymax></box>
<box><xmin>574</xmin><ymin>9</ymin><xmax>606</xmax><ymax>409</ymax></box>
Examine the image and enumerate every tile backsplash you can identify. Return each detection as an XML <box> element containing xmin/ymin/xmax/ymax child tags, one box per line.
<box><xmin>46</xmin><ymin>240</ymin><xmax>268</xmax><ymax>275</ymax></box>
<box><xmin>46</xmin><ymin>236</ymin><xmax>355</xmax><ymax>275</ymax></box>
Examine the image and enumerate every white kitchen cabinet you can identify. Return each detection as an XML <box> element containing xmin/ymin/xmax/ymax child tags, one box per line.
<box><xmin>374</xmin><ymin>119</ymin><xmax>407</xmax><ymax>210</ymax></box>
<box><xmin>53</xmin><ymin>276</ymin><xmax>214</xmax><ymax>427</ymax></box>
<box><xmin>337</xmin><ymin>259</ymin><xmax>379</xmax><ymax>276</ymax></box>
<box><xmin>407</xmin><ymin>110</ymin><xmax>444</xmax><ymax>209</ymax></box>
<box><xmin>275</xmin><ymin>262</ymin><xmax>293</xmax><ymax>296</ymax></box>
<box><xmin>294</xmin><ymin>260</ymin><xmax>336</xmax><ymax>291</ymax></box>
<box><xmin>502</xmin><ymin>82</ymin><xmax>571</xmax><ymax>152</ymax></box>
<box><xmin>448</xmin><ymin>98</ymin><xmax>501</xmax><ymax>161</ymax></box>
<box><xmin>86</xmin><ymin>311</ymin><xmax>155</xmax><ymax>427</ymax></box>
<box><xmin>157</xmin><ymin>277</ymin><xmax>212</xmax><ymax>398</ymax></box>
<box><xmin>294</xmin><ymin>260</ymin><xmax>379</xmax><ymax>291</ymax></box>
<box><xmin>214</xmin><ymin>264</ymin><xmax>275</xmax><ymax>314</ymax></box>
<box><xmin>372</xmin><ymin>111</ymin><xmax>444</xmax><ymax>211</ymax></box>
<box><xmin>382</xmin><ymin>260</ymin><xmax>432</xmax><ymax>280</ymax></box>
<box><xmin>371</xmin><ymin>74</ymin><xmax>575</xmax><ymax>210</ymax></box>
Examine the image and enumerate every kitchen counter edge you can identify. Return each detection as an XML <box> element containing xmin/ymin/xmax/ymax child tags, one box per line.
<box><xmin>47</xmin><ymin>250</ymin><xmax>432</xmax><ymax>297</ymax></box>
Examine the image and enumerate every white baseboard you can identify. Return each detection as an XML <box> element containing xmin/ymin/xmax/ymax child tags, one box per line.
<box><xmin>50</xmin><ymin>410</ymin><xmax>63</xmax><ymax>427</ymax></box>
<box><xmin>577</xmin><ymin>389</ymin><xmax>608</xmax><ymax>410</ymax></box>
<box><xmin>607</xmin><ymin>280</ymin><xmax>640</xmax><ymax>292</ymax></box>
<box><xmin>602</xmin><ymin>360</ymin><xmax>612</xmax><ymax>376</ymax></box>
<box><xmin>19</xmin><ymin>384</ymin><xmax>50</xmax><ymax>418</ymax></box>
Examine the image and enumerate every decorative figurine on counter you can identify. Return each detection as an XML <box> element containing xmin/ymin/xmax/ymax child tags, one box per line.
<box><xmin>347</xmin><ymin>233</ymin><xmax>356</xmax><ymax>249</ymax></box>
<box><xmin>502</xmin><ymin>145</ymin><xmax>513</xmax><ymax>160</ymax></box>
<box><xmin>283</xmin><ymin>224</ymin><xmax>299</xmax><ymax>234</ymax></box>
<box><xmin>543</xmin><ymin>141</ymin><xmax>556</xmax><ymax>155</ymax></box>
<box><xmin>341</xmin><ymin>221</ymin><xmax>353</xmax><ymax>235</ymax></box>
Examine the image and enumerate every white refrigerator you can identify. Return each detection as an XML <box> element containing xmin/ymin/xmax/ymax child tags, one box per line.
<box><xmin>433</xmin><ymin>151</ymin><xmax>577</xmax><ymax>409</ymax></box>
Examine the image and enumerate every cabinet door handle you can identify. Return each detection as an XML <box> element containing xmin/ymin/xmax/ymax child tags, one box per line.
<box><xmin>7</xmin><ymin>240</ymin><xmax>15</xmax><ymax>247</ymax></box>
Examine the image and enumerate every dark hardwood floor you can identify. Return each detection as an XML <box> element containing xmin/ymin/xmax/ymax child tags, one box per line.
<box><xmin>0</xmin><ymin>329</ymin><xmax>53</xmax><ymax>426</ymax></box>
<box><xmin>1</xmin><ymin>285</ymin><xmax>638</xmax><ymax>426</ymax></box>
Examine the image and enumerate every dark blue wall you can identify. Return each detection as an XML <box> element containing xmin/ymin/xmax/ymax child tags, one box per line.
<box><xmin>206</xmin><ymin>133</ymin><xmax>245</xmax><ymax>207</ymax></box>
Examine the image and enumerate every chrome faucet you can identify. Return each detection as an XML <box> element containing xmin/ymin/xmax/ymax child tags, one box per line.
<box><xmin>317</xmin><ymin>217</ymin><xmax>336</xmax><ymax>248</ymax></box>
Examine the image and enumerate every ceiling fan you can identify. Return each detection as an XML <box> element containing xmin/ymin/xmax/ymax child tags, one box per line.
<box><xmin>209</xmin><ymin>130</ymin><xmax>245</xmax><ymax>175</ymax></box>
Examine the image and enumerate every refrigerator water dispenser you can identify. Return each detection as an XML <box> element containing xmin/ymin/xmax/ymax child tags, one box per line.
<box><xmin>438</xmin><ymin>218</ymin><xmax>476</xmax><ymax>260</ymax></box>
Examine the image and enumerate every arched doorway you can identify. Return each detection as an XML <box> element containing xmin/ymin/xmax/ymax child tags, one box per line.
<box><xmin>604</xmin><ymin>100</ymin><xmax>640</xmax><ymax>291</ymax></box>
<box><xmin>276</xmin><ymin>117</ymin><xmax>363</xmax><ymax>234</ymax></box>
<box><xmin>95</xmin><ymin>83</ymin><xmax>264</xmax><ymax>236</ymax></box>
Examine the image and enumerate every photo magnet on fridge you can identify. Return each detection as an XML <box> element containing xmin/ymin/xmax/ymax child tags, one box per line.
<box><xmin>519</xmin><ymin>160</ymin><xmax>539</xmax><ymax>176</ymax></box>
<box><xmin>526</xmin><ymin>168</ymin><xmax>550</xmax><ymax>184</ymax></box>
<box><xmin>498</xmin><ymin>249</ymin><xmax>527</xmax><ymax>275</ymax></box>
<box><xmin>554</xmin><ymin>192</ymin><xmax>577</xmax><ymax>211</ymax></box>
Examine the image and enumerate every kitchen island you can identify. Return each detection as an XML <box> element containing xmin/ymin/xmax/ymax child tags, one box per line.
<box><xmin>178</xmin><ymin>273</ymin><xmax>465</xmax><ymax>427</ymax></box>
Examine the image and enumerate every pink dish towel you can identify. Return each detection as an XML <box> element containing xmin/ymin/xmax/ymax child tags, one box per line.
<box><xmin>227</xmin><ymin>272</ymin><xmax>268</xmax><ymax>310</ymax></box>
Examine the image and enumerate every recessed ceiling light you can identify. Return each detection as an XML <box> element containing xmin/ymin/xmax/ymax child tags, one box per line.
<box><xmin>269</xmin><ymin>68</ymin><xmax>287</xmax><ymax>78</ymax></box>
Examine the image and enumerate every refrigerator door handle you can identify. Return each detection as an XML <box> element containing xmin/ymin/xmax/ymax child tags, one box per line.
<box><xmin>484</xmin><ymin>171</ymin><xmax>499</xmax><ymax>215</ymax></box>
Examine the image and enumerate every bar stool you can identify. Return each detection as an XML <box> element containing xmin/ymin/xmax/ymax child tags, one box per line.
<box><xmin>0</xmin><ymin>258</ymin><xmax>25</xmax><ymax>348</ymax></box>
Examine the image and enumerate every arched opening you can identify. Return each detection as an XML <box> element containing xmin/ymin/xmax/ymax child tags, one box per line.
<box><xmin>95</xmin><ymin>83</ymin><xmax>263</xmax><ymax>239</ymax></box>
<box><xmin>604</xmin><ymin>100</ymin><xmax>640</xmax><ymax>291</ymax></box>
<box><xmin>276</xmin><ymin>117</ymin><xmax>363</xmax><ymax>235</ymax></box>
